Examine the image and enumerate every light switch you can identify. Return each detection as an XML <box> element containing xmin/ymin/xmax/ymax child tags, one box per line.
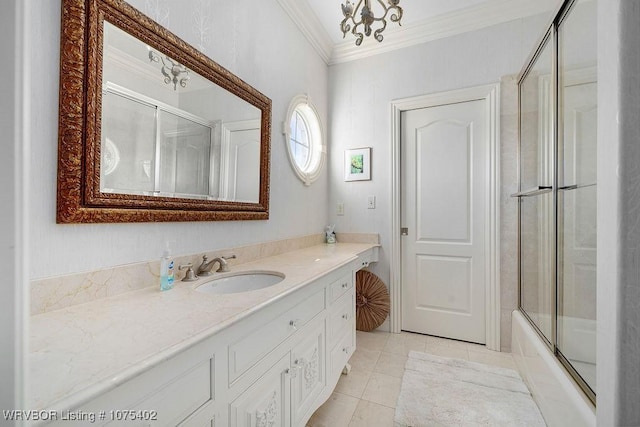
<box><xmin>367</xmin><ymin>196</ymin><xmax>376</xmax><ymax>209</ymax></box>
<box><xmin>337</xmin><ymin>202</ymin><xmax>344</xmax><ymax>216</ymax></box>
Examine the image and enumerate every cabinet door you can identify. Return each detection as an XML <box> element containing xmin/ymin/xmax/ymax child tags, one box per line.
<box><xmin>229</xmin><ymin>353</ymin><xmax>291</xmax><ymax>427</ymax></box>
<box><xmin>290</xmin><ymin>319</ymin><xmax>325</xmax><ymax>425</ymax></box>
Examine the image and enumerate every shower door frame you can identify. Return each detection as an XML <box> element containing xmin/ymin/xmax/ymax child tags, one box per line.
<box><xmin>516</xmin><ymin>0</ymin><xmax>596</xmax><ymax>405</ymax></box>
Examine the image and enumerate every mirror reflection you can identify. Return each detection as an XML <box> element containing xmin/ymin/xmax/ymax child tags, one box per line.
<box><xmin>101</xmin><ymin>22</ymin><xmax>262</xmax><ymax>203</ymax></box>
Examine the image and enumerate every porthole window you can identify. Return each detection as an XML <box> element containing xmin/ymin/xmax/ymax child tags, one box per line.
<box><xmin>284</xmin><ymin>95</ymin><xmax>325</xmax><ymax>185</ymax></box>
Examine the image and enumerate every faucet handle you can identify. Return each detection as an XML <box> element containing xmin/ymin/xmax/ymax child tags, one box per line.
<box><xmin>216</xmin><ymin>254</ymin><xmax>236</xmax><ymax>273</ymax></box>
<box><xmin>179</xmin><ymin>263</ymin><xmax>198</xmax><ymax>282</ymax></box>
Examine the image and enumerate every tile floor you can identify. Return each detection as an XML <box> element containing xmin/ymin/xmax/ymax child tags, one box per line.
<box><xmin>307</xmin><ymin>330</ymin><xmax>518</xmax><ymax>427</ymax></box>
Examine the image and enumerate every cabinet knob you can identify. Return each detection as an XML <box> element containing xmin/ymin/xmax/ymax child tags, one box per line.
<box><xmin>285</xmin><ymin>367</ymin><xmax>298</xmax><ymax>378</ymax></box>
<box><xmin>289</xmin><ymin>319</ymin><xmax>301</xmax><ymax>330</ymax></box>
<box><xmin>343</xmin><ymin>347</ymin><xmax>350</xmax><ymax>354</ymax></box>
<box><xmin>342</xmin><ymin>282</ymin><xmax>349</xmax><ymax>289</ymax></box>
<box><xmin>342</xmin><ymin>314</ymin><xmax>349</xmax><ymax>320</ymax></box>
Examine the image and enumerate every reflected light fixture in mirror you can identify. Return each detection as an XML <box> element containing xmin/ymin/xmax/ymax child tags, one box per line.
<box><xmin>57</xmin><ymin>0</ymin><xmax>272</xmax><ymax>223</ymax></box>
<box><xmin>147</xmin><ymin>49</ymin><xmax>190</xmax><ymax>90</ymax></box>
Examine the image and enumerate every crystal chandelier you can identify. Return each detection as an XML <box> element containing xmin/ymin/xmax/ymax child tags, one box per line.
<box><xmin>148</xmin><ymin>50</ymin><xmax>190</xmax><ymax>90</ymax></box>
<box><xmin>340</xmin><ymin>0</ymin><xmax>403</xmax><ymax>46</ymax></box>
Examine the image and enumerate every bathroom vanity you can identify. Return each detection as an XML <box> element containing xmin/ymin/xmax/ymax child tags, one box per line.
<box><xmin>30</xmin><ymin>243</ymin><xmax>378</xmax><ymax>426</ymax></box>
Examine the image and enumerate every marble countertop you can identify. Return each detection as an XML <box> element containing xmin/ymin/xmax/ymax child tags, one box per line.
<box><xmin>29</xmin><ymin>243</ymin><xmax>377</xmax><ymax>412</ymax></box>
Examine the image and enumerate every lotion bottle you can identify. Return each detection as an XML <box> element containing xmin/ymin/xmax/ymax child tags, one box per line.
<box><xmin>160</xmin><ymin>243</ymin><xmax>175</xmax><ymax>291</ymax></box>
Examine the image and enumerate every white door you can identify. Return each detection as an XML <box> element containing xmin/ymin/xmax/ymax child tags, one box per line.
<box><xmin>221</xmin><ymin>120</ymin><xmax>261</xmax><ymax>202</ymax></box>
<box><xmin>401</xmin><ymin>99</ymin><xmax>487</xmax><ymax>343</ymax></box>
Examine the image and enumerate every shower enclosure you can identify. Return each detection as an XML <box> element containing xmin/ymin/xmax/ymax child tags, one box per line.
<box><xmin>515</xmin><ymin>0</ymin><xmax>597</xmax><ymax>403</ymax></box>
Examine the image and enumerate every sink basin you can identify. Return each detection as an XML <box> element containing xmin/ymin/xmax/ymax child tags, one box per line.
<box><xmin>195</xmin><ymin>271</ymin><xmax>285</xmax><ymax>295</ymax></box>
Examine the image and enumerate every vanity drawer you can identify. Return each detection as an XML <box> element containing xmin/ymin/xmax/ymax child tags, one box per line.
<box><xmin>228</xmin><ymin>288</ymin><xmax>325</xmax><ymax>384</ymax></box>
<box><xmin>105</xmin><ymin>359</ymin><xmax>212</xmax><ymax>426</ymax></box>
<box><xmin>328</xmin><ymin>272</ymin><xmax>353</xmax><ymax>303</ymax></box>
<box><xmin>329</xmin><ymin>328</ymin><xmax>355</xmax><ymax>384</ymax></box>
<box><xmin>328</xmin><ymin>291</ymin><xmax>354</xmax><ymax>350</ymax></box>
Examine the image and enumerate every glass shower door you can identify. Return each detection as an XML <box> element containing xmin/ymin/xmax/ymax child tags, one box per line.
<box><xmin>557</xmin><ymin>0</ymin><xmax>597</xmax><ymax>397</ymax></box>
<box><xmin>518</xmin><ymin>34</ymin><xmax>555</xmax><ymax>344</ymax></box>
<box><xmin>517</xmin><ymin>0</ymin><xmax>597</xmax><ymax>404</ymax></box>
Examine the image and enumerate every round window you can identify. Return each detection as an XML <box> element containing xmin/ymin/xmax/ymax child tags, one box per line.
<box><xmin>284</xmin><ymin>95</ymin><xmax>325</xmax><ymax>185</ymax></box>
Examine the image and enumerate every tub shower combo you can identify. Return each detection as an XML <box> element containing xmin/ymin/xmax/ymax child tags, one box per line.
<box><xmin>512</xmin><ymin>0</ymin><xmax>597</xmax><ymax>425</ymax></box>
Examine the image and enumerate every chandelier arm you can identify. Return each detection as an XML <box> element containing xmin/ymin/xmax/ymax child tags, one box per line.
<box><xmin>148</xmin><ymin>50</ymin><xmax>160</xmax><ymax>63</ymax></box>
<box><xmin>373</xmin><ymin>19</ymin><xmax>387</xmax><ymax>42</ymax></box>
<box><xmin>388</xmin><ymin>5</ymin><xmax>403</xmax><ymax>23</ymax></box>
<box><xmin>340</xmin><ymin>15</ymin><xmax>356</xmax><ymax>37</ymax></box>
<box><xmin>377</xmin><ymin>4</ymin><xmax>402</xmax><ymax>23</ymax></box>
<box><xmin>180</xmin><ymin>70</ymin><xmax>190</xmax><ymax>87</ymax></box>
<box><xmin>160</xmin><ymin>66</ymin><xmax>172</xmax><ymax>81</ymax></box>
<box><xmin>350</xmin><ymin>22</ymin><xmax>365</xmax><ymax>46</ymax></box>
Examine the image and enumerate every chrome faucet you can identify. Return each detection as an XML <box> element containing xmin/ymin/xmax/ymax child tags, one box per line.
<box><xmin>197</xmin><ymin>254</ymin><xmax>236</xmax><ymax>276</ymax></box>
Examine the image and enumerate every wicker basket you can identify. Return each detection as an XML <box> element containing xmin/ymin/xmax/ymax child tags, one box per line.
<box><xmin>355</xmin><ymin>270</ymin><xmax>390</xmax><ymax>332</ymax></box>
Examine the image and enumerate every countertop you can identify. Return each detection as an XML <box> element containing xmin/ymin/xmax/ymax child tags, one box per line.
<box><xmin>29</xmin><ymin>243</ymin><xmax>377</xmax><ymax>412</ymax></box>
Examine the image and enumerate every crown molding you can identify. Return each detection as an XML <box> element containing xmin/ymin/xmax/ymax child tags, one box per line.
<box><xmin>330</xmin><ymin>0</ymin><xmax>558</xmax><ymax>65</ymax></box>
<box><xmin>275</xmin><ymin>0</ymin><xmax>334</xmax><ymax>64</ymax></box>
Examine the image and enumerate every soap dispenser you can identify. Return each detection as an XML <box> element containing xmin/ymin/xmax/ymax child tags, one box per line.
<box><xmin>160</xmin><ymin>243</ymin><xmax>175</xmax><ymax>291</ymax></box>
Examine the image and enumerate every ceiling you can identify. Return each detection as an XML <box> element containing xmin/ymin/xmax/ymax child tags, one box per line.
<box><xmin>276</xmin><ymin>0</ymin><xmax>559</xmax><ymax>64</ymax></box>
<box><xmin>307</xmin><ymin>0</ymin><xmax>493</xmax><ymax>45</ymax></box>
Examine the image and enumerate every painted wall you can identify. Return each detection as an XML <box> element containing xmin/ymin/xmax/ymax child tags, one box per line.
<box><xmin>327</xmin><ymin>13</ymin><xmax>551</xmax><ymax>345</ymax></box>
<box><xmin>30</xmin><ymin>0</ymin><xmax>329</xmax><ymax>279</ymax></box>
<box><xmin>597</xmin><ymin>1</ymin><xmax>640</xmax><ymax>425</ymax></box>
<box><xmin>615</xmin><ymin>2</ymin><xmax>640</xmax><ymax>421</ymax></box>
<box><xmin>1</xmin><ymin>0</ymin><xmax>29</xmax><ymax>418</ymax></box>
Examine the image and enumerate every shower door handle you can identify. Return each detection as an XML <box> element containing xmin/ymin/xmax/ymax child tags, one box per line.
<box><xmin>510</xmin><ymin>186</ymin><xmax>552</xmax><ymax>198</ymax></box>
<box><xmin>558</xmin><ymin>184</ymin><xmax>578</xmax><ymax>191</ymax></box>
<box><xmin>558</xmin><ymin>183</ymin><xmax>596</xmax><ymax>191</ymax></box>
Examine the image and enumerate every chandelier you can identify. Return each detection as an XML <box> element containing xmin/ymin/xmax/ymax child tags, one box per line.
<box><xmin>340</xmin><ymin>0</ymin><xmax>403</xmax><ymax>46</ymax></box>
<box><xmin>148</xmin><ymin>50</ymin><xmax>190</xmax><ymax>90</ymax></box>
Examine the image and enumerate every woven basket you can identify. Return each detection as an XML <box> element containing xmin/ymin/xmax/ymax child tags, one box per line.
<box><xmin>355</xmin><ymin>270</ymin><xmax>390</xmax><ymax>332</ymax></box>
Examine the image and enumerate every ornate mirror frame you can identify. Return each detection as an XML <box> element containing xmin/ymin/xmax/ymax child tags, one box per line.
<box><xmin>57</xmin><ymin>0</ymin><xmax>272</xmax><ymax>223</ymax></box>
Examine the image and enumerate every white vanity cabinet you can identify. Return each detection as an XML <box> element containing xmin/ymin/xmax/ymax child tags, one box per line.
<box><xmin>228</xmin><ymin>316</ymin><xmax>326</xmax><ymax>427</ymax></box>
<box><xmin>54</xmin><ymin>339</ymin><xmax>219</xmax><ymax>427</ymax></box>
<box><xmin>40</xmin><ymin>246</ymin><xmax>379</xmax><ymax>427</ymax></box>
<box><xmin>224</xmin><ymin>264</ymin><xmax>355</xmax><ymax>427</ymax></box>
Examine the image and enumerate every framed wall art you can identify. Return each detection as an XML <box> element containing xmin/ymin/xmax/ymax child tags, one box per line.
<box><xmin>344</xmin><ymin>147</ymin><xmax>371</xmax><ymax>181</ymax></box>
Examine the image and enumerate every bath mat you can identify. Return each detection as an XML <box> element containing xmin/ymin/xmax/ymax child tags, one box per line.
<box><xmin>394</xmin><ymin>351</ymin><xmax>546</xmax><ymax>427</ymax></box>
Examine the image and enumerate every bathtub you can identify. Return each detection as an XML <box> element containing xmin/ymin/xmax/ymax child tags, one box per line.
<box><xmin>511</xmin><ymin>310</ymin><xmax>596</xmax><ymax>427</ymax></box>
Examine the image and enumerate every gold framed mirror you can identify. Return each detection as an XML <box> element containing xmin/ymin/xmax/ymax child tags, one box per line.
<box><xmin>57</xmin><ymin>0</ymin><xmax>271</xmax><ymax>223</ymax></box>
